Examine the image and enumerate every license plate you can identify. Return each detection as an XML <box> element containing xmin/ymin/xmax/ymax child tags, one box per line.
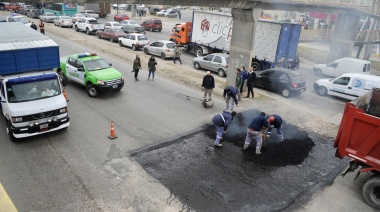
<box><xmin>112</xmin><ymin>85</ymin><xmax>118</xmax><ymax>88</ymax></box>
<box><xmin>40</xmin><ymin>124</ymin><xmax>48</xmax><ymax>129</ymax></box>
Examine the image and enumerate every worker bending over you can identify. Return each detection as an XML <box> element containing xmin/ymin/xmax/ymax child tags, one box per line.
<box><xmin>243</xmin><ymin>112</ymin><xmax>269</xmax><ymax>154</ymax></box>
<box><xmin>212</xmin><ymin>110</ymin><xmax>237</xmax><ymax>147</ymax></box>
<box><xmin>267</xmin><ymin>114</ymin><xmax>284</xmax><ymax>140</ymax></box>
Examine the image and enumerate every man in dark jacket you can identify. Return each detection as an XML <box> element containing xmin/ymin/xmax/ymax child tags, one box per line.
<box><xmin>202</xmin><ymin>71</ymin><xmax>215</xmax><ymax>101</ymax></box>
<box><xmin>240</xmin><ymin>66</ymin><xmax>248</xmax><ymax>94</ymax></box>
<box><xmin>242</xmin><ymin>112</ymin><xmax>269</xmax><ymax>154</ymax></box>
<box><xmin>30</xmin><ymin>22</ymin><xmax>37</xmax><ymax>30</ymax></box>
<box><xmin>245</xmin><ymin>66</ymin><xmax>256</xmax><ymax>99</ymax></box>
<box><xmin>212</xmin><ymin>110</ymin><xmax>237</xmax><ymax>147</ymax></box>
<box><xmin>223</xmin><ymin>86</ymin><xmax>238</xmax><ymax>111</ymax></box>
<box><xmin>267</xmin><ymin>114</ymin><xmax>283</xmax><ymax>140</ymax></box>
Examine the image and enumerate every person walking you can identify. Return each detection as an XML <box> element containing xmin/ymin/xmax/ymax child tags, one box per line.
<box><xmin>240</xmin><ymin>66</ymin><xmax>248</xmax><ymax>94</ymax></box>
<box><xmin>235</xmin><ymin>68</ymin><xmax>242</xmax><ymax>101</ymax></box>
<box><xmin>202</xmin><ymin>71</ymin><xmax>214</xmax><ymax>101</ymax></box>
<box><xmin>223</xmin><ymin>86</ymin><xmax>239</xmax><ymax>111</ymax></box>
<box><xmin>147</xmin><ymin>56</ymin><xmax>157</xmax><ymax>81</ymax></box>
<box><xmin>266</xmin><ymin>114</ymin><xmax>284</xmax><ymax>140</ymax></box>
<box><xmin>212</xmin><ymin>110</ymin><xmax>237</xmax><ymax>147</ymax></box>
<box><xmin>245</xmin><ymin>66</ymin><xmax>256</xmax><ymax>98</ymax></box>
<box><xmin>30</xmin><ymin>22</ymin><xmax>37</xmax><ymax>30</ymax></box>
<box><xmin>39</xmin><ymin>21</ymin><xmax>45</xmax><ymax>34</ymax></box>
<box><xmin>132</xmin><ymin>55</ymin><xmax>141</xmax><ymax>81</ymax></box>
<box><xmin>242</xmin><ymin>112</ymin><xmax>269</xmax><ymax>154</ymax></box>
<box><xmin>173</xmin><ymin>44</ymin><xmax>182</xmax><ymax>64</ymax></box>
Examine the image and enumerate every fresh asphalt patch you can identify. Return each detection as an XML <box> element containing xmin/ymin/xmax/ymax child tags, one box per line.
<box><xmin>131</xmin><ymin>110</ymin><xmax>347</xmax><ymax>211</ymax></box>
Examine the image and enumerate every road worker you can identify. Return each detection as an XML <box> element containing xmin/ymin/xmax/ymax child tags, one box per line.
<box><xmin>242</xmin><ymin>112</ymin><xmax>269</xmax><ymax>154</ymax></box>
<box><xmin>267</xmin><ymin>114</ymin><xmax>284</xmax><ymax>140</ymax></box>
<box><xmin>212</xmin><ymin>110</ymin><xmax>237</xmax><ymax>147</ymax></box>
<box><xmin>223</xmin><ymin>86</ymin><xmax>238</xmax><ymax>111</ymax></box>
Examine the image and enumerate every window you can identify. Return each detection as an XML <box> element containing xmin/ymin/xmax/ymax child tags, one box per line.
<box><xmin>125</xmin><ymin>34</ymin><xmax>131</xmax><ymax>39</ymax></box>
<box><xmin>68</xmin><ymin>57</ymin><xmax>76</xmax><ymax>66</ymax></box>
<box><xmin>277</xmin><ymin>74</ymin><xmax>289</xmax><ymax>81</ymax></box>
<box><xmin>204</xmin><ymin>55</ymin><xmax>214</xmax><ymax>61</ymax></box>
<box><xmin>138</xmin><ymin>35</ymin><xmax>148</xmax><ymax>41</ymax></box>
<box><xmin>154</xmin><ymin>20</ymin><xmax>162</xmax><ymax>24</ymax></box>
<box><xmin>76</xmin><ymin>60</ymin><xmax>84</xmax><ymax>68</ymax></box>
<box><xmin>333</xmin><ymin>77</ymin><xmax>350</xmax><ymax>85</ymax></box>
<box><xmin>88</xmin><ymin>20</ymin><xmax>98</xmax><ymax>24</ymax></box>
<box><xmin>157</xmin><ymin>42</ymin><xmax>164</xmax><ymax>47</ymax></box>
<box><xmin>263</xmin><ymin>70</ymin><xmax>274</xmax><ymax>77</ymax></box>
<box><xmin>166</xmin><ymin>43</ymin><xmax>175</xmax><ymax>48</ymax></box>
<box><xmin>130</xmin><ymin>35</ymin><xmax>135</xmax><ymax>40</ymax></box>
<box><xmin>150</xmin><ymin>42</ymin><xmax>157</xmax><ymax>46</ymax></box>
<box><xmin>213</xmin><ymin>56</ymin><xmax>222</xmax><ymax>63</ymax></box>
<box><xmin>328</xmin><ymin>62</ymin><xmax>339</xmax><ymax>68</ymax></box>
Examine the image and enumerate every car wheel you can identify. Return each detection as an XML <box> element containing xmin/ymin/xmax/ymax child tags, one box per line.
<box><xmin>282</xmin><ymin>88</ymin><xmax>291</xmax><ymax>98</ymax></box>
<box><xmin>86</xmin><ymin>84</ymin><xmax>100</xmax><ymax>98</ymax></box>
<box><xmin>132</xmin><ymin>44</ymin><xmax>136</xmax><ymax>51</ymax></box>
<box><xmin>363</xmin><ymin>174</ymin><xmax>380</xmax><ymax>210</ymax></box>
<box><xmin>110</xmin><ymin>37</ymin><xmax>114</xmax><ymax>42</ymax></box>
<box><xmin>6</xmin><ymin>120</ymin><xmax>17</xmax><ymax>142</ymax></box>
<box><xmin>75</xmin><ymin>26</ymin><xmax>79</xmax><ymax>31</ymax></box>
<box><xmin>194</xmin><ymin>62</ymin><xmax>201</xmax><ymax>70</ymax></box>
<box><xmin>150</xmin><ymin>28</ymin><xmax>153</xmax><ymax>32</ymax></box>
<box><xmin>218</xmin><ymin>69</ymin><xmax>226</xmax><ymax>77</ymax></box>
<box><xmin>161</xmin><ymin>52</ymin><xmax>166</xmax><ymax>60</ymax></box>
<box><xmin>119</xmin><ymin>41</ymin><xmax>124</xmax><ymax>47</ymax></box>
<box><xmin>196</xmin><ymin>47</ymin><xmax>203</xmax><ymax>57</ymax></box>
<box><xmin>144</xmin><ymin>48</ymin><xmax>149</xmax><ymax>55</ymax></box>
<box><xmin>315</xmin><ymin>68</ymin><xmax>322</xmax><ymax>75</ymax></box>
<box><xmin>317</xmin><ymin>86</ymin><xmax>328</xmax><ymax>96</ymax></box>
<box><xmin>158</xmin><ymin>29</ymin><xmax>162</xmax><ymax>32</ymax></box>
<box><xmin>86</xmin><ymin>28</ymin><xmax>90</xmax><ymax>35</ymax></box>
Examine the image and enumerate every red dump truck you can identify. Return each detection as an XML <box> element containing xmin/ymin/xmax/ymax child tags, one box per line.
<box><xmin>334</xmin><ymin>89</ymin><xmax>380</xmax><ymax>210</ymax></box>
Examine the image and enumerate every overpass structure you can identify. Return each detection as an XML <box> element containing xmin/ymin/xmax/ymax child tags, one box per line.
<box><xmin>7</xmin><ymin>0</ymin><xmax>380</xmax><ymax>86</ymax></box>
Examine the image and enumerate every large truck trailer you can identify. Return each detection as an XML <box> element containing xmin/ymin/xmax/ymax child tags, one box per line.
<box><xmin>170</xmin><ymin>10</ymin><xmax>301</xmax><ymax>70</ymax></box>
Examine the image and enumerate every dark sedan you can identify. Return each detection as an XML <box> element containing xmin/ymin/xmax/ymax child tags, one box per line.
<box><xmin>254</xmin><ymin>68</ymin><xmax>306</xmax><ymax>98</ymax></box>
<box><xmin>96</xmin><ymin>28</ymin><xmax>126</xmax><ymax>42</ymax></box>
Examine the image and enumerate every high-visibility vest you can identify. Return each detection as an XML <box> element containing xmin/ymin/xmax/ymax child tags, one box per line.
<box><xmin>39</xmin><ymin>23</ymin><xmax>44</xmax><ymax>30</ymax></box>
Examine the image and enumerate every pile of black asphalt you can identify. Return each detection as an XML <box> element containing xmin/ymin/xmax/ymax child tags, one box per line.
<box><xmin>132</xmin><ymin>110</ymin><xmax>347</xmax><ymax>212</ymax></box>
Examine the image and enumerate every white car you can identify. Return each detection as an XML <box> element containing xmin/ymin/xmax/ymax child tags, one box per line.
<box><xmin>164</xmin><ymin>10</ymin><xmax>178</xmax><ymax>18</ymax></box>
<box><xmin>143</xmin><ymin>40</ymin><xmax>176</xmax><ymax>60</ymax></box>
<box><xmin>119</xmin><ymin>33</ymin><xmax>149</xmax><ymax>51</ymax></box>
<box><xmin>39</xmin><ymin>12</ymin><xmax>56</xmax><ymax>23</ymax></box>
<box><xmin>71</xmin><ymin>13</ymin><xmax>85</xmax><ymax>23</ymax></box>
<box><xmin>81</xmin><ymin>10</ymin><xmax>99</xmax><ymax>19</ymax></box>
<box><xmin>156</xmin><ymin>10</ymin><xmax>166</xmax><ymax>16</ymax></box>
<box><xmin>54</xmin><ymin>16</ymin><xmax>73</xmax><ymax>28</ymax></box>
<box><xmin>104</xmin><ymin>21</ymin><xmax>122</xmax><ymax>29</ymax></box>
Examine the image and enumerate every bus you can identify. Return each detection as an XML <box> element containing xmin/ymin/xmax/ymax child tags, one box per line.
<box><xmin>41</xmin><ymin>3</ymin><xmax>77</xmax><ymax>16</ymax></box>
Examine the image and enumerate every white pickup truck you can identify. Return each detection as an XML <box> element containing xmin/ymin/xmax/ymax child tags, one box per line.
<box><xmin>81</xmin><ymin>10</ymin><xmax>99</xmax><ymax>19</ymax></box>
<box><xmin>74</xmin><ymin>17</ymin><xmax>104</xmax><ymax>35</ymax></box>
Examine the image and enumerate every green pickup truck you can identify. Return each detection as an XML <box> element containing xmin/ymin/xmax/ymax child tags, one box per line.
<box><xmin>59</xmin><ymin>53</ymin><xmax>124</xmax><ymax>97</ymax></box>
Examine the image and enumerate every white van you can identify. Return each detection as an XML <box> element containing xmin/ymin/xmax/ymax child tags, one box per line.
<box><xmin>314</xmin><ymin>73</ymin><xmax>380</xmax><ymax>100</ymax></box>
<box><xmin>313</xmin><ymin>57</ymin><xmax>371</xmax><ymax>77</ymax></box>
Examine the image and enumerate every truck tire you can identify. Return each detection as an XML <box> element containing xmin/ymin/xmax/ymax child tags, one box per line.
<box><xmin>75</xmin><ymin>26</ymin><xmax>79</xmax><ymax>31</ymax></box>
<box><xmin>194</xmin><ymin>62</ymin><xmax>201</xmax><ymax>70</ymax></box>
<box><xmin>252</xmin><ymin>61</ymin><xmax>262</xmax><ymax>71</ymax></box>
<box><xmin>317</xmin><ymin>86</ymin><xmax>327</xmax><ymax>96</ymax></box>
<box><xmin>363</xmin><ymin>174</ymin><xmax>380</xmax><ymax>210</ymax></box>
<box><xmin>86</xmin><ymin>28</ymin><xmax>91</xmax><ymax>35</ymax></box>
<box><xmin>86</xmin><ymin>84</ymin><xmax>100</xmax><ymax>98</ymax></box>
<box><xmin>282</xmin><ymin>88</ymin><xmax>291</xmax><ymax>98</ymax></box>
<box><xmin>132</xmin><ymin>44</ymin><xmax>136</xmax><ymax>51</ymax></box>
<box><xmin>161</xmin><ymin>52</ymin><xmax>166</xmax><ymax>60</ymax></box>
<box><xmin>196</xmin><ymin>47</ymin><xmax>203</xmax><ymax>57</ymax></box>
<box><xmin>218</xmin><ymin>69</ymin><xmax>226</xmax><ymax>77</ymax></box>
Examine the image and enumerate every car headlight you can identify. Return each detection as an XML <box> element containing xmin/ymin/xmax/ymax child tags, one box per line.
<box><xmin>121</xmin><ymin>77</ymin><xmax>124</xmax><ymax>82</ymax></box>
<box><xmin>11</xmin><ymin>117</ymin><xmax>23</xmax><ymax>123</ymax></box>
<box><xmin>97</xmin><ymin>80</ymin><xmax>105</xmax><ymax>85</ymax></box>
<box><xmin>59</xmin><ymin>107</ymin><xmax>67</xmax><ymax>113</ymax></box>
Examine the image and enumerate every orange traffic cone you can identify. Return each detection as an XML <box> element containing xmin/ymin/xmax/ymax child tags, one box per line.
<box><xmin>108</xmin><ymin>121</ymin><xmax>118</xmax><ymax>139</ymax></box>
<box><xmin>63</xmin><ymin>89</ymin><xmax>69</xmax><ymax>102</ymax></box>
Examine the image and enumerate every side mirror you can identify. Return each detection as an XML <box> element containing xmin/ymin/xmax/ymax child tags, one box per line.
<box><xmin>109</xmin><ymin>63</ymin><xmax>112</xmax><ymax>66</ymax></box>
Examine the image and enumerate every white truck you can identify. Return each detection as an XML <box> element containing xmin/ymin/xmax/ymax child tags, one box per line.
<box><xmin>81</xmin><ymin>10</ymin><xmax>99</xmax><ymax>19</ymax></box>
<box><xmin>74</xmin><ymin>17</ymin><xmax>104</xmax><ymax>35</ymax></box>
<box><xmin>0</xmin><ymin>23</ymin><xmax>69</xmax><ymax>141</ymax></box>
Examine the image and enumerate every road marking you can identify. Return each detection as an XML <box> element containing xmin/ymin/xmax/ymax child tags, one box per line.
<box><xmin>0</xmin><ymin>183</ymin><xmax>17</xmax><ymax>212</ymax></box>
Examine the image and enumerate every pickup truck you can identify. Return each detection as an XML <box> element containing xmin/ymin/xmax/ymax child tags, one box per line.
<box><xmin>81</xmin><ymin>10</ymin><xmax>99</xmax><ymax>19</ymax></box>
<box><xmin>59</xmin><ymin>53</ymin><xmax>124</xmax><ymax>97</ymax></box>
<box><xmin>74</xmin><ymin>17</ymin><xmax>104</xmax><ymax>35</ymax></box>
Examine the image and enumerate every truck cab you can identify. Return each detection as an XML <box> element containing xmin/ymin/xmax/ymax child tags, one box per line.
<box><xmin>170</xmin><ymin>22</ymin><xmax>192</xmax><ymax>46</ymax></box>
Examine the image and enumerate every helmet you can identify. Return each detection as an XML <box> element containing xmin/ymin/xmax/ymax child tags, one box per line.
<box><xmin>267</xmin><ymin>116</ymin><xmax>275</xmax><ymax>122</ymax></box>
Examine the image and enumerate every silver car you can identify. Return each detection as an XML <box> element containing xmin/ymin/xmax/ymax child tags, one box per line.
<box><xmin>39</xmin><ymin>12</ymin><xmax>56</xmax><ymax>23</ymax></box>
<box><xmin>54</xmin><ymin>16</ymin><xmax>73</xmax><ymax>28</ymax></box>
<box><xmin>143</xmin><ymin>40</ymin><xmax>176</xmax><ymax>60</ymax></box>
<box><xmin>193</xmin><ymin>53</ymin><xmax>229</xmax><ymax>77</ymax></box>
<box><xmin>164</xmin><ymin>10</ymin><xmax>178</xmax><ymax>18</ymax></box>
<box><xmin>71</xmin><ymin>13</ymin><xmax>85</xmax><ymax>23</ymax></box>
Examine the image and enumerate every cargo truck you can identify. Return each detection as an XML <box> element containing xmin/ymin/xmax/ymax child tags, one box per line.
<box><xmin>334</xmin><ymin>89</ymin><xmax>380</xmax><ymax>210</ymax></box>
<box><xmin>170</xmin><ymin>11</ymin><xmax>301</xmax><ymax>70</ymax></box>
<box><xmin>0</xmin><ymin>23</ymin><xmax>69</xmax><ymax>141</ymax></box>
<box><xmin>85</xmin><ymin>3</ymin><xmax>111</xmax><ymax>18</ymax></box>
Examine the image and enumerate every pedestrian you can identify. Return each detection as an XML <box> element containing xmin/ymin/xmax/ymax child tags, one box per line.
<box><xmin>223</xmin><ymin>85</ymin><xmax>239</xmax><ymax>111</ymax></box>
<box><xmin>266</xmin><ymin>114</ymin><xmax>284</xmax><ymax>140</ymax></box>
<box><xmin>30</xmin><ymin>22</ymin><xmax>37</xmax><ymax>30</ymax></box>
<box><xmin>235</xmin><ymin>68</ymin><xmax>242</xmax><ymax>101</ymax></box>
<box><xmin>212</xmin><ymin>110</ymin><xmax>237</xmax><ymax>147</ymax></box>
<box><xmin>138</xmin><ymin>10</ymin><xmax>142</xmax><ymax>19</ymax></box>
<box><xmin>56</xmin><ymin>68</ymin><xmax>67</xmax><ymax>86</ymax></box>
<box><xmin>240</xmin><ymin>66</ymin><xmax>247</xmax><ymax>94</ymax></box>
<box><xmin>242</xmin><ymin>112</ymin><xmax>269</xmax><ymax>154</ymax></box>
<box><xmin>245</xmin><ymin>66</ymin><xmax>256</xmax><ymax>98</ymax></box>
<box><xmin>178</xmin><ymin>11</ymin><xmax>181</xmax><ymax>20</ymax></box>
<box><xmin>173</xmin><ymin>44</ymin><xmax>182</xmax><ymax>64</ymax></box>
<box><xmin>39</xmin><ymin>21</ymin><xmax>45</xmax><ymax>34</ymax></box>
<box><xmin>202</xmin><ymin>71</ymin><xmax>215</xmax><ymax>101</ymax></box>
<box><xmin>132</xmin><ymin>55</ymin><xmax>141</xmax><ymax>81</ymax></box>
<box><xmin>147</xmin><ymin>56</ymin><xmax>157</xmax><ymax>81</ymax></box>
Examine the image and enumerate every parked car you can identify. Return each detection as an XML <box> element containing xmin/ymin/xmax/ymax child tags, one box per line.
<box><xmin>81</xmin><ymin>10</ymin><xmax>99</xmax><ymax>19</ymax></box>
<box><xmin>143</xmin><ymin>40</ymin><xmax>176</xmax><ymax>60</ymax></box>
<box><xmin>112</xmin><ymin>4</ymin><xmax>127</xmax><ymax>9</ymax></box>
<box><xmin>27</xmin><ymin>9</ymin><xmax>40</xmax><ymax>18</ymax></box>
<box><xmin>122</xmin><ymin>24</ymin><xmax>145</xmax><ymax>34</ymax></box>
<box><xmin>96</xmin><ymin>28</ymin><xmax>126</xmax><ymax>42</ymax></box>
<box><xmin>254</xmin><ymin>68</ymin><xmax>306</xmax><ymax>98</ymax></box>
<box><xmin>54</xmin><ymin>16</ymin><xmax>73</xmax><ymax>28</ymax></box>
<box><xmin>193</xmin><ymin>53</ymin><xmax>229</xmax><ymax>77</ymax></box>
<box><xmin>39</xmin><ymin>12</ymin><xmax>56</xmax><ymax>23</ymax></box>
<box><xmin>141</xmin><ymin>19</ymin><xmax>162</xmax><ymax>32</ymax></box>
<box><xmin>114</xmin><ymin>14</ymin><xmax>129</xmax><ymax>21</ymax></box>
<box><xmin>104</xmin><ymin>21</ymin><xmax>122</xmax><ymax>29</ymax></box>
<box><xmin>119</xmin><ymin>33</ymin><xmax>149</xmax><ymax>50</ymax></box>
<box><xmin>71</xmin><ymin>13</ymin><xmax>85</xmax><ymax>23</ymax></box>
<box><xmin>164</xmin><ymin>10</ymin><xmax>178</xmax><ymax>18</ymax></box>
<box><xmin>120</xmin><ymin>20</ymin><xmax>137</xmax><ymax>26</ymax></box>
<box><xmin>156</xmin><ymin>9</ymin><xmax>166</xmax><ymax>16</ymax></box>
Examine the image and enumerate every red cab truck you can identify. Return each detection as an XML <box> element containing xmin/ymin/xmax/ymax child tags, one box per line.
<box><xmin>334</xmin><ymin>90</ymin><xmax>380</xmax><ymax>210</ymax></box>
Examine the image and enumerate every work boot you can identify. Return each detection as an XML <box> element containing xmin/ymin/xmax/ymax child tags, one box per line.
<box><xmin>214</xmin><ymin>143</ymin><xmax>222</xmax><ymax>147</ymax></box>
<box><xmin>242</xmin><ymin>143</ymin><xmax>249</xmax><ymax>150</ymax></box>
<box><xmin>256</xmin><ymin>147</ymin><xmax>261</xmax><ymax>154</ymax></box>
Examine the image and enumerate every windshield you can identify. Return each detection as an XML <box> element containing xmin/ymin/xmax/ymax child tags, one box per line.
<box><xmin>6</xmin><ymin>78</ymin><xmax>61</xmax><ymax>103</ymax></box>
<box><xmin>87</xmin><ymin>11</ymin><xmax>95</xmax><ymax>14</ymax></box>
<box><xmin>88</xmin><ymin>20</ymin><xmax>98</xmax><ymax>24</ymax></box>
<box><xmin>166</xmin><ymin>43</ymin><xmax>176</xmax><ymax>48</ymax></box>
<box><xmin>84</xmin><ymin>59</ymin><xmax>110</xmax><ymax>71</ymax></box>
<box><xmin>61</xmin><ymin>16</ymin><xmax>71</xmax><ymax>20</ymax></box>
<box><xmin>112</xmin><ymin>23</ymin><xmax>121</xmax><ymax>26</ymax></box>
<box><xmin>137</xmin><ymin>35</ymin><xmax>148</xmax><ymax>40</ymax></box>
<box><xmin>15</xmin><ymin>17</ymin><xmax>28</xmax><ymax>24</ymax></box>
